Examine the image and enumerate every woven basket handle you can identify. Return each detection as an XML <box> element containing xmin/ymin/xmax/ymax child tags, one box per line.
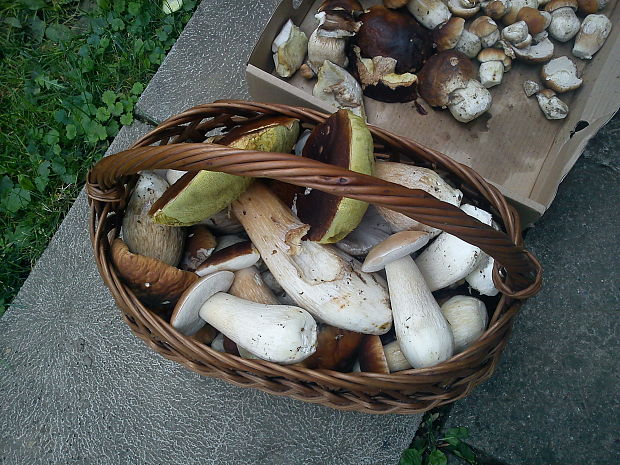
<box><xmin>87</xmin><ymin>142</ymin><xmax>541</xmax><ymax>299</ymax></box>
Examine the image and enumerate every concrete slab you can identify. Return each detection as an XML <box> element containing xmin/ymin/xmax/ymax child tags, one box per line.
<box><xmin>443</xmin><ymin>112</ymin><xmax>620</xmax><ymax>465</ymax></box>
<box><xmin>0</xmin><ymin>119</ymin><xmax>420</xmax><ymax>465</ymax></box>
<box><xmin>135</xmin><ymin>0</ymin><xmax>281</xmax><ymax>123</ymax></box>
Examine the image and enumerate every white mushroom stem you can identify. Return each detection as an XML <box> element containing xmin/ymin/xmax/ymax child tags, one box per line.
<box><xmin>448</xmin><ymin>80</ymin><xmax>493</xmax><ymax>123</ymax></box>
<box><xmin>572</xmin><ymin>14</ymin><xmax>612</xmax><ymax>60</ymax></box>
<box><xmin>386</xmin><ymin>256</ymin><xmax>454</xmax><ymax>368</ymax></box>
<box><xmin>313</xmin><ymin>60</ymin><xmax>365</xmax><ymax>119</ymax></box>
<box><xmin>200</xmin><ymin>293</ymin><xmax>318</xmax><ymax>364</ymax></box>
<box><xmin>408</xmin><ymin>0</ymin><xmax>453</xmax><ymax>29</ymax></box>
<box><xmin>479</xmin><ymin>61</ymin><xmax>505</xmax><ymax>88</ymax></box>
<box><xmin>455</xmin><ymin>29</ymin><xmax>482</xmax><ymax>58</ymax></box>
<box><xmin>536</xmin><ymin>89</ymin><xmax>569</xmax><ymax>119</ymax></box>
<box><xmin>383</xmin><ymin>340</ymin><xmax>412</xmax><ymax>372</ymax></box>
<box><xmin>440</xmin><ymin>295</ymin><xmax>488</xmax><ymax>353</ymax></box>
<box><xmin>307</xmin><ymin>28</ymin><xmax>347</xmax><ymax>73</ymax></box>
<box><xmin>415</xmin><ymin>204</ymin><xmax>493</xmax><ymax>291</ymax></box>
<box><xmin>466</xmin><ymin>254</ymin><xmax>499</xmax><ymax>296</ymax></box>
<box><xmin>231</xmin><ymin>183</ymin><xmax>392</xmax><ymax>335</ymax></box>
<box><xmin>548</xmin><ymin>6</ymin><xmax>581</xmax><ymax>42</ymax></box>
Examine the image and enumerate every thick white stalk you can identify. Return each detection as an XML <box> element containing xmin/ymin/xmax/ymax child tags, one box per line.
<box><xmin>386</xmin><ymin>256</ymin><xmax>454</xmax><ymax>368</ymax></box>
<box><xmin>199</xmin><ymin>293</ymin><xmax>317</xmax><ymax>364</ymax></box>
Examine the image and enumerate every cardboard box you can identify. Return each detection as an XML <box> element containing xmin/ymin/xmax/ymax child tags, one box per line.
<box><xmin>247</xmin><ymin>0</ymin><xmax>620</xmax><ymax>225</ymax></box>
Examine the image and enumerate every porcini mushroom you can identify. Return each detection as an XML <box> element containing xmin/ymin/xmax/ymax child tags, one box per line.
<box><xmin>272</xmin><ymin>19</ymin><xmax>309</xmax><ymax>78</ymax></box>
<box><xmin>470</xmin><ymin>16</ymin><xmax>500</xmax><ymax>48</ymax></box>
<box><xmin>455</xmin><ymin>29</ymin><xmax>482</xmax><ymax>58</ymax></box>
<box><xmin>417</xmin><ymin>50</ymin><xmax>476</xmax><ymax>106</ymax></box>
<box><xmin>501</xmin><ymin>20</ymin><xmax>530</xmax><ymax>44</ymax></box>
<box><xmin>477</xmin><ymin>48</ymin><xmax>511</xmax><ymax>88</ymax></box>
<box><xmin>448</xmin><ymin>0</ymin><xmax>481</xmax><ymax>19</ymax></box>
<box><xmin>506</xmin><ymin>37</ymin><xmax>555</xmax><ymax>63</ymax></box>
<box><xmin>440</xmin><ymin>295</ymin><xmax>488</xmax><ymax>352</ymax></box>
<box><xmin>307</xmin><ymin>29</ymin><xmax>348</xmax><ymax>73</ymax></box>
<box><xmin>523</xmin><ymin>79</ymin><xmax>541</xmax><ymax>96</ymax></box>
<box><xmin>572</xmin><ymin>14</ymin><xmax>612</xmax><ymax>60</ymax></box>
<box><xmin>231</xmin><ymin>182</ymin><xmax>392</xmax><ymax>335</ymax></box>
<box><xmin>383</xmin><ymin>0</ymin><xmax>409</xmax><ymax>7</ymax></box>
<box><xmin>466</xmin><ymin>254</ymin><xmax>499</xmax><ymax>296</ymax></box>
<box><xmin>111</xmin><ymin>238</ymin><xmax>198</xmax><ymax>315</ymax></box>
<box><xmin>171</xmin><ymin>271</ymin><xmax>318</xmax><ymax>363</ymax></box>
<box><xmin>448</xmin><ymin>79</ymin><xmax>493</xmax><ymax>122</ymax></box>
<box><xmin>516</xmin><ymin>6</ymin><xmax>548</xmax><ymax>34</ymax></box>
<box><xmin>545</xmin><ymin>0</ymin><xmax>581</xmax><ymax>42</ymax></box>
<box><xmin>433</xmin><ymin>17</ymin><xmax>466</xmax><ymax>51</ymax></box>
<box><xmin>195</xmin><ymin>241</ymin><xmax>260</xmax><ymax>276</ymax></box>
<box><xmin>576</xmin><ymin>0</ymin><xmax>608</xmax><ymax>14</ymax></box>
<box><xmin>502</xmin><ymin>0</ymin><xmax>539</xmax><ymax>24</ymax></box>
<box><xmin>541</xmin><ymin>56</ymin><xmax>582</xmax><ymax>92</ymax></box>
<box><xmin>300</xmin><ymin>324</ymin><xmax>364</xmax><ymax>371</ymax></box>
<box><xmin>408</xmin><ymin>0</ymin><xmax>453</xmax><ymax>29</ymax></box>
<box><xmin>536</xmin><ymin>88</ymin><xmax>569</xmax><ymax>119</ymax></box>
<box><xmin>383</xmin><ymin>340</ymin><xmax>412</xmax><ymax>372</ymax></box>
<box><xmin>373</xmin><ymin>162</ymin><xmax>463</xmax><ymax>235</ymax></box>
<box><xmin>122</xmin><ymin>172</ymin><xmax>185</xmax><ymax>266</ymax></box>
<box><xmin>314</xmin><ymin>10</ymin><xmax>362</xmax><ymax>38</ymax></box>
<box><xmin>482</xmin><ymin>0</ymin><xmax>511</xmax><ymax>20</ymax></box>
<box><xmin>199</xmin><ymin>209</ymin><xmax>244</xmax><ymax>235</ymax></box>
<box><xmin>179</xmin><ymin>225</ymin><xmax>217</xmax><ymax>271</ymax></box>
<box><xmin>362</xmin><ymin>231</ymin><xmax>454</xmax><ymax>368</ymax></box>
<box><xmin>415</xmin><ymin>204</ymin><xmax>493</xmax><ymax>291</ymax></box>
<box><xmin>313</xmin><ymin>61</ymin><xmax>365</xmax><ymax>118</ymax></box>
<box><xmin>357</xmin><ymin>336</ymin><xmax>413</xmax><ymax>372</ymax></box>
<box><xmin>150</xmin><ymin>116</ymin><xmax>300</xmax><ymax>226</ymax></box>
<box><xmin>335</xmin><ymin>206</ymin><xmax>391</xmax><ymax>257</ymax></box>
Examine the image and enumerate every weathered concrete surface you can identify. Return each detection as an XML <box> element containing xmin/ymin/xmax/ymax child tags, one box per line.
<box><xmin>443</xmin><ymin>112</ymin><xmax>620</xmax><ymax>465</ymax></box>
<box><xmin>135</xmin><ymin>0</ymin><xmax>282</xmax><ymax>123</ymax></box>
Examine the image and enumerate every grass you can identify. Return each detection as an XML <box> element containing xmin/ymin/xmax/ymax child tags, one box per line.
<box><xmin>0</xmin><ymin>0</ymin><xmax>199</xmax><ymax>315</ymax></box>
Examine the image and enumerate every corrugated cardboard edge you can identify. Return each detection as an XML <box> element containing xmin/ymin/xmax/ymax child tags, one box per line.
<box><xmin>247</xmin><ymin>0</ymin><xmax>618</xmax><ymax>226</ymax></box>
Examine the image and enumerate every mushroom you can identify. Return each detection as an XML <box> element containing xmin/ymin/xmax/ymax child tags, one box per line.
<box><xmin>448</xmin><ymin>0</ymin><xmax>481</xmax><ymax>19</ymax></box>
<box><xmin>516</xmin><ymin>6</ymin><xmax>549</xmax><ymax>34</ymax></box>
<box><xmin>166</xmin><ymin>169</ymin><xmax>186</xmax><ymax>185</ymax></box>
<box><xmin>362</xmin><ymin>231</ymin><xmax>454</xmax><ymax>368</ymax></box>
<box><xmin>448</xmin><ymin>79</ymin><xmax>493</xmax><ymax>122</ymax></box>
<box><xmin>295</xmin><ymin>109</ymin><xmax>374</xmax><ymax>243</ymax></box>
<box><xmin>417</xmin><ymin>50</ymin><xmax>477</xmax><ymax>107</ymax></box>
<box><xmin>541</xmin><ymin>56</ymin><xmax>582</xmax><ymax>93</ymax></box>
<box><xmin>407</xmin><ymin>0</ymin><xmax>453</xmax><ymax>29</ymax></box>
<box><xmin>545</xmin><ymin>0</ymin><xmax>581</xmax><ymax>42</ymax></box>
<box><xmin>191</xmin><ymin>324</ymin><xmax>218</xmax><ymax>345</ymax></box>
<box><xmin>150</xmin><ymin>116</ymin><xmax>300</xmax><ymax>226</ymax></box>
<box><xmin>195</xmin><ymin>241</ymin><xmax>260</xmax><ymax>276</ymax></box>
<box><xmin>199</xmin><ymin>209</ymin><xmax>244</xmax><ymax>235</ymax></box>
<box><xmin>373</xmin><ymin>162</ymin><xmax>463</xmax><ymax>235</ymax></box>
<box><xmin>501</xmin><ymin>20</ymin><xmax>530</xmax><ymax>45</ymax></box>
<box><xmin>523</xmin><ymin>79</ymin><xmax>541</xmax><ymax>97</ymax></box>
<box><xmin>229</xmin><ymin>265</ymin><xmax>280</xmax><ymax>305</ymax></box>
<box><xmin>502</xmin><ymin>0</ymin><xmax>539</xmax><ymax>24</ymax></box>
<box><xmin>353</xmin><ymin>6</ymin><xmax>433</xmax><ymax>75</ymax></box>
<box><xmin>433</xmin><ymin>17</ymin><xmax>466</xmax><ymax>51</ymax></box>
<box><xmin>294</xmin><ymin>129</ymin><xmax>312</xmax><ymax>156</ymax></box>
<box><xmin>299</xmin><ymin>324</ymin><xmax>364</xmax><ymax>371</ymax></box>
<box><xmin>314</xmin><ymin>11</ymin><xmax>362</xmax><ymax>38</ymax></box>
<box><xmin>335</xmin><ymin>206</ymin><xmax>392</xmax><ymax>257</ymax></box>
<box><xmin>171</xmin><ymin>271</ymin><xmax>318</xmax><ymax>363</ymax></box>
<box><xmin>383</xmin><ymin>0</ymin><xmax>409</xmax><ymax>7</ymax></box>
<box><xmin>231</xmin><ymin>182</ymin><xmax>392</xmax><ymax>335</ymax></box>
<box><xmin>307</xmin><ymin>29</ymin><xmax>348</xmax><ymax>73</ymax></box>
<box><xmin>440</xmin><ymin>295</ymin><xmax>488</xmax><ymax>353</ymax></box>
<box><xmin>122</xmin><ymin>172</ymin><xmax>185</xmax><ymax>266</ymax></box>
<box><xmin>536</xmin><ymin>88</ymin><xmax>569</xmax><ymax>119</ymax></box>
<box><xmin>179</xmin><ymin>225</ymin><xmax>217</xmax><ymax>271</ymax></box>
<box><xmin>455</xmin><ymin>29</ymin><xmax>482</xmax><ymax>58</ymax></box>
<box><xmin>481</xmin><ymin>0</ymin><xmax>511</xmax><ymax>20</ymax></box>
<box><xmin>477</xmin><ymin>48</ymin><xmax>511</xmax><ymax>87</ymax></box>
<box><xmin>415</xmin><ymin>204</ymin><xmax>493</xmax><ymax>291</ymax></box>
<box><xmin>358</xmin><ymin>335</ymin><xmax>390</xmax><ymax>373</ymax></box>
<box><xmin>272</xmin><ymin>19</ymin><xmax>309</xmax><ymax>78</ymax></box>
<box><xmin>466</xmin><ymin>254</ymin><xmax>499</xmax><ymax>296</ymax></box>
<box><xmin>576</xmin><ymin>0</ymin><xmax>608</xmax><ymax>14</ymax></box>
<box><xmin>351</xmin><ymin>47</ymin><xmax>419</xmax><ymax>103</ymax></box>
<box><xmin>572</xmin><ymin>14</ymin><xmax>612</xmax><ymax>60</ymax></box>
<box><xmin>111</xmin><ymin>238</ymin><xmax>198</xmax><ymax>315</ymax></box>
<box><xmin>299</xmin><ymin>63</ymin><xmax>315</xmax><ymax>79</ymax></box>
<box><xmin>313</xmin><ymin>60</ymin><xmax>365</xmax><ymax>118</ymax></box>
<box><xmin>470</xmin><ymin>16</ymin><xmax>500</xmax><ymax>48</ymax></box>
<box><xmin>506</xmin><ymin>37</ymin><xmax>555</xmax><ymax>63</ymax></box>
<box><xmin>318</xmin><ymin>0</ymin><xmax>364</xmax><ymax>15</ymax></box>
<box><xmin>383</xmin><ymin>340</ymin><xmax>412</xmax><ymax>372</ymax></box>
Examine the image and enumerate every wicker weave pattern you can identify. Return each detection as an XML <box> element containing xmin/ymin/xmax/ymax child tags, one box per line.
<box><xmin>86</xmin><ymin>100</ymin><xmax>541</xmax><ymax>414</ymax></box>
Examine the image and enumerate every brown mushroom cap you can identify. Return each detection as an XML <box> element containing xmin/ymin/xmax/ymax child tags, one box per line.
<box><xmin>383</xmin><ymin>0</ymin><xmax>410</xmax><ymax>7</ymax></box>
<box><xmin>545</xmin><ymin>0</ymin><xmax>578</xmax><ymax>11</ymax></box>
<box><xmin>577</xmin><ymin>0</ymin><xmax>602</xmax><ymax>14</ymax></box>
<box><xmin>517</xmin><ymin>7</ymin><xmax>547</xmax><ymax>34</ymax></box>
<box><xmin>111</xmin><ymin>238</ymin><xmax>198</xmax><ymax>316</ymax></box>
<box><xmin>417</xmin><ymin>50</ymin><xmax>477</xmax><ymax>107</ymax></box>
<box><xmin>358</xmin><ymin>335</ymin><xmax>390</xmax><ymax>374</ymax></box>
<box><xmin>352</xmin><ymin>5</ymin><xmax>433</xmax><ymax>74</ymax></box>
<box><xmin>485</xmin><ymin>0</ymin><xmax>509</xmax><ymax>19</ymax></box>
<box><xmin>195</xmin><ymin>241</ymin><xmax>260</xmax><ymax>276</ymax></box>
<box><xmin>433</xmin><ymin>17</ymin><xmax>466</xmax><ymax>51</ymax></box>
<box><xmin>180</xmin><ymin>225</ymin><xmax>217</xmax><ymax>271</ymax></box>
<box><xmin>299</xmin><ymin>325</ymin><xmax>364</xmax><ymax>371</ymax></box>
<box><xmin>477</xmin><ymin>48</ymin><xmax>512</xmax><ymax>68</ymax></box>
<box><xmin>470</xmin><ymin>16</ymin><xmax>499</xmax><ymax>38</ymax></box>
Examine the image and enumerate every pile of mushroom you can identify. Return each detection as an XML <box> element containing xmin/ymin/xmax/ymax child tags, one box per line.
<box><xmin>270</xmin><ymin>0</ymin><xmax>612</xmax><ymax>122</ymax></box>
<box><xmin>112</xmin><ymin>109</ymin><xmax>508</xmax><ymax>373</ymax></box>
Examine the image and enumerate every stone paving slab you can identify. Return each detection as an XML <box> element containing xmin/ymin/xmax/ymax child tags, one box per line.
<box><xmin>0</xmin><ymin>71</ymin><xmax>420</xmax><ymax>465</ymax></box>
<box><xmin>443</xmin><ymin>113</ymin><xmax>620</xmax><ymax>465</ymax></box>
<box><xmin>135</xmin><ymin>0</ymin><xmax>282</xmax><ymax>123</ymax></box>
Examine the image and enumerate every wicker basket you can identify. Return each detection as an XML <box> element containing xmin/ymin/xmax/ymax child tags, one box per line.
<box><xmin>86</xmin><ymin>100</ymin><xmax>542</xmax><ymax>414</ymax></box>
